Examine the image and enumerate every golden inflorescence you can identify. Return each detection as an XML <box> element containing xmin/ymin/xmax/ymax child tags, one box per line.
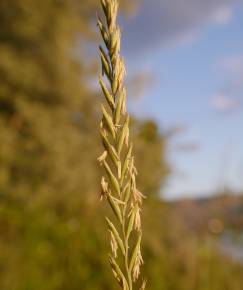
<box><xmin>97</xmin><ymin>0</ymin><xmax>146</xmax><ymax>289</ymax></box>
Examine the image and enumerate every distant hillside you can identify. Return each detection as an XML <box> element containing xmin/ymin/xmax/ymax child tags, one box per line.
<box><xmin>169</xmin><ymin>193</ymin><xmax>243</xmax><ymax>234</ymax></box>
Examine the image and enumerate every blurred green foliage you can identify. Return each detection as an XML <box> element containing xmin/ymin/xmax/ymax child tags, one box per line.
<box><xmin>0</xmin><ymin>1</ymin><xmax>242</xmax><ymax>290</ymax></box>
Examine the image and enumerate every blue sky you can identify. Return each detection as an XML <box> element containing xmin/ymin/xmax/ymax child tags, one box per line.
<box><xmin>120</xmin><ymin>0</ymin><xmax>243</xmax><ymax>199</ymax></box>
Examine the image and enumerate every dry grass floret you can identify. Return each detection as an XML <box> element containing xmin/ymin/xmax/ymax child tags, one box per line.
<box><xmin>97</xmin><ymin>0</ymin><xmax>146</xmax><ymax>289</ymax></box>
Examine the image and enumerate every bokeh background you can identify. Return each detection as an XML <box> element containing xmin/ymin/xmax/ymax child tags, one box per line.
<box><xmin>0</xmin><ymin>1</ymin><xmax>242</xmax><ymax>290</ymax></box>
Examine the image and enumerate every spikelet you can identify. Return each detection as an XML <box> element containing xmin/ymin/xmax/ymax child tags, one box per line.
<box><xmin>97</xmin><ymin>0</ymin><xmax>145</xmax><ymax>289</ymax></box>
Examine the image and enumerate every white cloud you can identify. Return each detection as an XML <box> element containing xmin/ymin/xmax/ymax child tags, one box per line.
<box><xmin>121</xmin><ymin>0</ymin><xmax>242</xmax><ymax>56</ymax></box>
<box><xmin>211</xmin><ymin>55</ymin><xmax>243</xmax><ymax>113</ymax></box>
<box><xmin>216</xmin><ymin>54</ymin><xmax>243</xmax><ymax>98</ymax></box>
<box><xmin>211</xmin><ymin>5</ymin><xmax>233</xmax><ymax>24</ymax></box>
<box><xmin>211</xmin><ymin>94</ymin><xmax>239</xmax><ymax>112</ymax></box>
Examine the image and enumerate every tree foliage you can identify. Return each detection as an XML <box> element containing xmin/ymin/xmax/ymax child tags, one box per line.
<box><xmin>0</xmin><ymin>1</ymin><xmax>168</xmax><ymax>289</ymax></box>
